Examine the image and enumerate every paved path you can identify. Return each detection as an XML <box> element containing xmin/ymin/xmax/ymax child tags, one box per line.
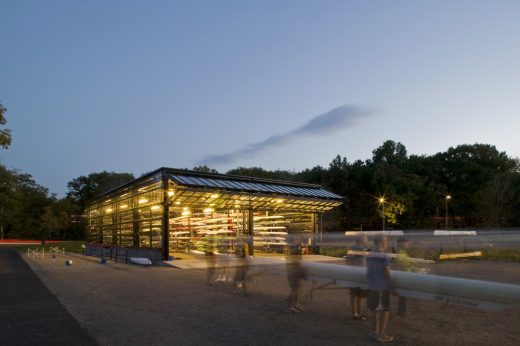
<box><xmin>0</xmin><ymin>247</ymin><xmax>95</xmax><ymax>345</ymax></box>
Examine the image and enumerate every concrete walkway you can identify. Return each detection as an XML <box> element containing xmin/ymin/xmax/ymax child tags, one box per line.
<box><xmin>0</xmin><ymin>247</ymin><xmax>95</xmax><ymax>345</ymax></box>
<box><xmin>165</xmin><ymin>252</ymin><xmax>343</xmax><ymax>269</ymax></box>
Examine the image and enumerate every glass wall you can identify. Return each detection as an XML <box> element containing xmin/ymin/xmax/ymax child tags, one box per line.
<box><xmin>86</xmin><ymin>173</ymin><xmax>339</xmax><ymax>258</ymax></box>
<box><xmin>86</xmin><ymin>179</ymin><xmax>163</xmax><ymax>248</ymax></box>
<box><xmin>166</xmin><ymin>184</ymin><xmax>317</xmax><ymax>254</ymax></box>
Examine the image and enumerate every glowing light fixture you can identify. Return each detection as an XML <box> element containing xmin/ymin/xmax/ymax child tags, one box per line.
<box><xmin>181</xmin><ymin>210</ymin><xmax>191</xmax><ymax>216</ymax></box>
<box><xmin>203</xmin><ymin>207</ymin><xmax>214</xmax><ymax>213</ymax></box>
<box><xmin>276</xmin><ymin>199</ymin><xmax>284</xmax><ymax>204</ymax></box>
<box><xmin>168</xmin><ymin>190</ymin><xmax>175</xmax><ymax>197</ymax></box>
<box><xmin>138</xmin><ymin>198</ymin><xmax>148</xmax><ymax>204</ymax></box>
<box><xmin>378</xmin><ymin>196</ymin><xmax>386</xmax><ymax>232</ymax></box>
<box><xmin>105</xmin><ymin>208</ymin><xmax>113</xmax><ymax>213</ymax></box>
<box><xmin>175</xmin><ymin>201</ymin><xmax>181</xmax><ymax>205</ymax></box>
<box><xmin>120</xmin><ymin>204</ymin><xmax>128</xmax><ymax>209</ymax></box>
<box><xmin>151</xmin><ymin>205</ymin><xmax>161</xmax><ymax>211</ymax></box>
<box><xmin>210</xmin><ymin>193</ymin><xmax>220</xmax><ymax>199</ymax></box>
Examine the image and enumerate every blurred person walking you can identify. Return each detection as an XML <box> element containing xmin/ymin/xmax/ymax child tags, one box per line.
<box><xmin>233</xmin><ymin>242</ymin><xmax>250</xmax><ymax>296</ymax></box>
<box><xmin>348</xmin><ymin>235</ymin><xmax>368</xmax><ymax>321</ymax></box>
<box><xmin>367</xmin><ymin>235</ymin><xmax>393</xmax><ymax>342</ymax></box>
<box><xmin>286</xmin><ymin>243</ymin><xmax>307</xmax><ymax>313</ymax></box>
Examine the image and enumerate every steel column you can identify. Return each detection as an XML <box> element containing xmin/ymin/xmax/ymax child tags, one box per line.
<box><xmin>161</xmin><ymin>176</ymin><xmax>170</xmax><ymax>260</ymax></box>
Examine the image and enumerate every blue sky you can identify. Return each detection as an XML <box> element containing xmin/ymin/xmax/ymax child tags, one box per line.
<box><xmin>1</xmin><ymin>0</ymin><xmax>519</xmax><ymax>196</ymax></box>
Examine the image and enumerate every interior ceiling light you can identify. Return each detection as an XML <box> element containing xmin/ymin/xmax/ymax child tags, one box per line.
<box><xmin>175</xmin><ymin>201</ymin><xmax>181</xmax><ymax>205</ymax></box>
<box><xmin>138</xmin><ymin>198</ymin><xmax>148</xmax><ymax>204</ymax></box>
<box><xmin>276</xmin><ymin>199</ymin><xmax>284</xmax><ymax>203</ymax></box>
<box><xmin>105</xmin><ymin>208</ymin><xmax>113</xmax><ymax>213</ymax></box>
<box><xmin>120</xmin><ymin>204</ymin><xmax>128</xmax><ymax>209</ymax></box>
<box><xmin>210</xmin><ymin>194</ymin><xmax>220</xmax><ymax>199</ymax></box>
<box><xmin>181</xmin><ymin>210</ymin><xmax>191</xmax><ymax>216</ymax></box>
<box><xmin>168</xmin><ymin>190</ymin><xmax>175</xmax><ymax>196</ymax></box>
<box><xmin>151</xmin><ymin>205</ymin><xmax>161</xmax><ymax>210</ymax></box>
<box><xmin>203</xmin><ymin>208</ymin><xmax>214</xmax><ymax>213</ymax></box>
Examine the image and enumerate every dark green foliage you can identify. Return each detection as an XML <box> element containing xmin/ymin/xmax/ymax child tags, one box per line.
<box><xmin>226</xmin><ymin>167</ymin><xmax>297</xmax><ymax>181</ymax></box>
<box><xmin>0</xmin><ymin>165</ymin><xmax>50</xmax><ymax>239</ymax></box>
<box><xmin>192</xmin><ymin>165</ymin><xmax>219</xmax><ymax>173</ymax></box>
<box><xmin>0</xmin><ymin>102</ymin><xmax>12</xmax><ymax>149</ymax></box>
<box><xmin>225</xmin><ymin>140</ymin><xmax>520</xmax><ymax>230</ymax></box>
<box><xmin>66</xmin><ymin>171</ymin><xmax>135</xmax><ymax>209</ymax></box>
<box><xmin>0</xmin><ymin>166</ymin><xmax>135</xmax><ymax>240</ymax></box>
<box><xmin>1</xmin><ymin>140</ymin><xmax>519</xmax><ymax>241</ymax></box>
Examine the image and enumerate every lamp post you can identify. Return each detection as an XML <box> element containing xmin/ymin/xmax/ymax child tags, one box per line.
<box><xmin>445</xmin><ymin>195</ymin><xmax>451</xmax><ymax>231</ymax></box>
<box><xmin>379</xmin><ymin>197</ymin><xmax>385</xmax><ymax>232</ymax></box>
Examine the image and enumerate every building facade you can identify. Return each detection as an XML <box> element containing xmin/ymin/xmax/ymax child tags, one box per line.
<box><xmin>85</xmin><ymin>168</ymin><xmax>343</xmax><ymax>259</ymax></box>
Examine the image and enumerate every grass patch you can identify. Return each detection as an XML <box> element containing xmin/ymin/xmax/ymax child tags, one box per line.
<box><xmin>318</xmin><ymin>247</ymin><xmax>347</xmax><ymax>258</ymax></box>
<box><xmin>407</xmin><ymin>248</ymin><xmax>442</xmax><ymax>261</ymax></box>
<box><xmin>481</xmin><ymin>248</ymin><xmax>520</xmax><ymax>262</ymax></box>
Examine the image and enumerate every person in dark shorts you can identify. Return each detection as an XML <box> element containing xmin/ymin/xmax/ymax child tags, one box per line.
<box><xmin>286</xmin><ymin>244</ymin><xmax>306</xmax><ymax>313</ymax></box>
<box><xmin>366</xmin><ymin>235</ymin><xmax>393</xmax><ymax>342</ymax></box>
<box><xmin>349</xmin><ymin>235</ymin><xmax>368</xmax><ymax>320</ymax></box>
<box><xmin>233</xmin><ymin>243</ymin><xmax>249</xmax><ymax>296</ymax></box>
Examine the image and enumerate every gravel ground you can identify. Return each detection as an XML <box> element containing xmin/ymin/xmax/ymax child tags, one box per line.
<box><xmin>23</xmin><ymin>253</ymin><xmax>520</xmax><ymax>346</ymax></box>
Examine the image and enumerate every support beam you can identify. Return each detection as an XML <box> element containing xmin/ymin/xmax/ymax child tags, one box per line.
<box><xmin>248</xmin><ymin>208</ymin><xmax>254</xmax><ymax>256</ymax></box>
<box><xmin>161</xmin><ymin>176</ymin><xmax>170</xmax><ymax>260</ymax></box>
<box><xmin>311</xmin><ymin>213</ymin><xmax>317</xmax><ymax>254</ymax></box>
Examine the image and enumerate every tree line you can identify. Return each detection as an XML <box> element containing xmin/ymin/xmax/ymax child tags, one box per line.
<box><xmin>1</xmin><ymin>102</ymin><xmax>520</xmax><ymax>240</ymax></box>
<box><xmin>202</xmin><ymin>140</ymin><xmax>520</xmax><ymax>231</ymax></box>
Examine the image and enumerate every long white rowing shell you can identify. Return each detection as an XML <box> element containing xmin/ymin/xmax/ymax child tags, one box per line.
<box><xmin>302</xmin><ymin>261</ymin><xmax>520</xmax><ymax>310</ymax></box>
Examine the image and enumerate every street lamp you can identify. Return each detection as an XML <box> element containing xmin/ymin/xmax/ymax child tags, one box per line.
<box><xmin>445</xmin><ymin>195</ymin><xmax>451</xmax><ymax>231</ymax></box>
<box><xmin>379</xmin><ymin>197</ymin><xmax>386</xmax><ymax>232</ymax></box>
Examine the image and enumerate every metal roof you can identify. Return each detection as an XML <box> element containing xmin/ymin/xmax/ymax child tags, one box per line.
<box><xmin>89</xmin><ymin>167</ymin><xmax>344</xmax><ymax>203</ymax></box>
<box><xmin>168</xmin><ymin>173</ymin><xmax>343</xmax><ymax>201</ymax></box>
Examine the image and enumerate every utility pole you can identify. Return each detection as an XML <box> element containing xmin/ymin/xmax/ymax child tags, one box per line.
<box><xmin>445</xmin><ymin>195</ymin><xmax>451</xmax><ymax>231</ymax></box>
<box><xmin>379</xmin><ymin>197</ymin><xmax>385</xmax><ymax>232</ymax></box>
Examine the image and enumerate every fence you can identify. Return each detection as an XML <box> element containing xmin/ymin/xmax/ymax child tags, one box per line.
<box><xmin>85</xmin><ymin>244</ymin><xmax>162</xmax><ymax>263</ymax></box>
<box><xmin>27</xmin><ymin>248</ymin><xmax>44</xmax><ymax>259</ymax></box>
<box><xmin>49</xmin><ymin>246</ymin><xmax>65</xmax><ymax>256</ymax></box>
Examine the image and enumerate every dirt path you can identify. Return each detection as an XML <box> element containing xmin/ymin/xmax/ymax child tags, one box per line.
<box><xmin>23</xmin><ymin>253</ymin><xmax>520</xmax><ymax>345</ymax></box>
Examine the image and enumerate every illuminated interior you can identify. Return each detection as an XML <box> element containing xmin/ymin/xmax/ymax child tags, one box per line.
<box><xmin>85</xmin><ymin>168</ymin><xmax>343</xmax><ymax>259</ymax></box>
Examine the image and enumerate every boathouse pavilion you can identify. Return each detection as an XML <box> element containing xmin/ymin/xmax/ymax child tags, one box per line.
<box><xmin>86</xmin><ymin>167</ymin><xmax>343</xmax><ymax>260</ymax></box>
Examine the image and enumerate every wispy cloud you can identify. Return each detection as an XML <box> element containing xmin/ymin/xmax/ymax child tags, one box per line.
<box><xmin>198</xmin><ymin>105</ymin><xmax>371</xmax><ymax>166</ymax></box>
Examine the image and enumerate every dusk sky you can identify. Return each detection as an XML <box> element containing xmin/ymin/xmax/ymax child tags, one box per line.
<box><xmin>1</xmin><ymin>1</ymin><xmax>519</xmax><ymax>196</ymax></box>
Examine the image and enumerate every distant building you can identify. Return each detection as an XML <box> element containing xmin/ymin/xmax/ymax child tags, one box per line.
<box><xmin>85</xmin><ymin>167</ymin><xmax>343</xmax><ymax>260</ymax></box>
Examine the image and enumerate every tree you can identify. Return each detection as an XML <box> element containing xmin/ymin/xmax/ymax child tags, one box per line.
<box><xmin>192</xmin><ymin>165</ymin><xmax>219</xmax><ymax>173</ymax></box>
<box><xmin>66</xmin><ymin>171</ymin><xmax>135</xmax><ymax>209</ymax></box>
<box><xmin>41</xmin><ymin>205</ymin><xmax>58</xmax><ymax>243</ymax></box>
<box><xmin>0</xmin><ymin>165</ymin><xmax>52</xmax><ymax>239</ymax></box>
<box><xmin>431</xmin><ymin>144</ymin><xmax>518</xmax><ymax>224</ymax></box>
<box><xmin>296</xmin><ymin>165</ymin><xmax>326</xmax><ymax>185</ymax></box>
<box><xmin>226</xmin><ymin>167</ymin><xmax>297</xmax><ymax>181</ymax></box>
<box><xmin>475</xmin><ymin>173</ymin><xmax>519</xmax><ymax>227</ymax></box>
<box><xmin>0</xmin><ymin>102</ymin><xmax>12</xmax><ymax>149</ymax></box>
